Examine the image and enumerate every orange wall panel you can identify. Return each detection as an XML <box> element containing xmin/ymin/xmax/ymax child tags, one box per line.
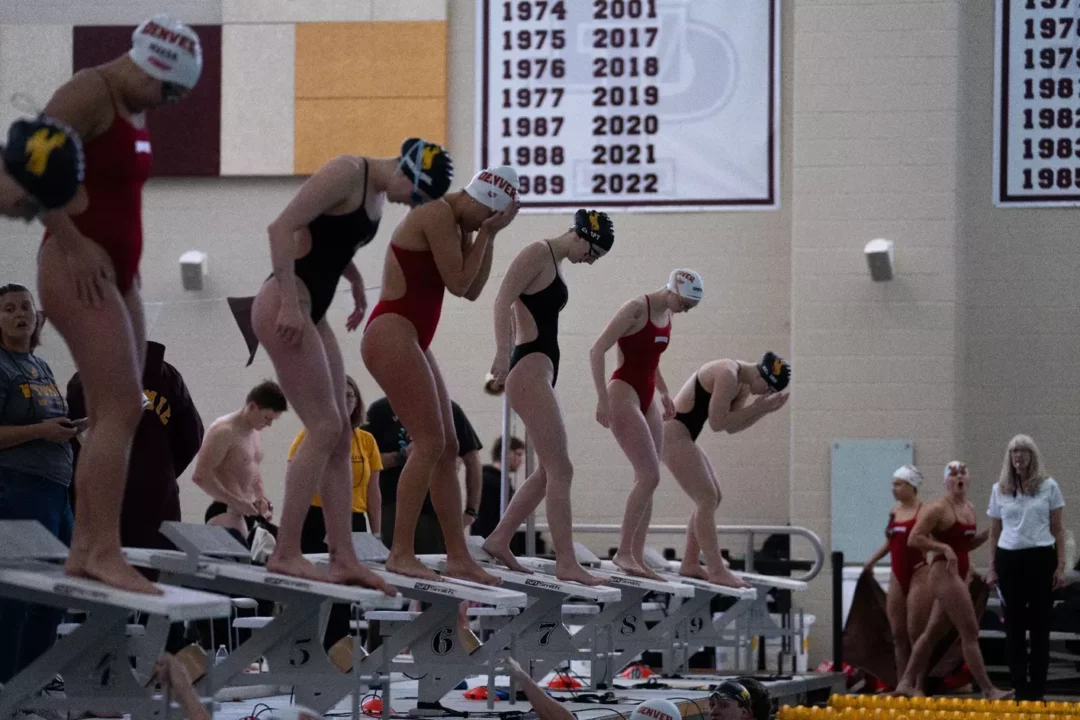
<box><xmin>295</xmin><ymin>21</ymin><xmax>446</xmax><ymax>99</ymax></box>
<box><xmin>294</xmin><ymin>98</ymin><xmax>447</xmax><ymax>174</ymax></box>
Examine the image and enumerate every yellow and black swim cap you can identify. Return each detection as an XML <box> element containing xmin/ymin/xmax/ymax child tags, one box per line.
<box><xmin>573</xmin><ymin>208</ymin><xmax>614</xmax><ymax>251</ymax></box>
<box><xmin>399</xmin><ymin>137</ymin><xmax>453</xmax><ymax>201</ymax></box>
<box><xmin>3</xmin><ymin>116</ymin><xmax>84</xmax><ymax>211</ymax></box>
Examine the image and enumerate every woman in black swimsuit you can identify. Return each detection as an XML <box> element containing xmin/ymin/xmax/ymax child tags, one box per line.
<box><xmin>483</xmin><ymin>209</ymin><xmax>613</xmax><ymax>585</ymax></box>
<box><xmin>662</xmin><ymin>353</ymin><xmax>790</xmax><ymax>587</ymax></box>
<box><xmin>249</xmin><ymin>137</ymin><xmax>450</xmax><ymax>591</ymax></box>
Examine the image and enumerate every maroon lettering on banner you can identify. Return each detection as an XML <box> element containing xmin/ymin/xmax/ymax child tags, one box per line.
<box><xmin>72</xmin><ymin>24</ymin><xmax>221</xmax><ymax>177</ymax></box>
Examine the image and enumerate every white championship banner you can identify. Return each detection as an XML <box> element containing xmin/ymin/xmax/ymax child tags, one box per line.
<box><xmin>475</xmin><ymin>0</ymin><xmax>780</xmax><ymax>212</ymax></box>
<box><xmin>994</xmin><ymin>0</ymin><xmax>1080</xmax><ymax>206</ymax></box>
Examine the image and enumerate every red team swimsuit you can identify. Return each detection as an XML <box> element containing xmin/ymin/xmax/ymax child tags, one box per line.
<box><xmin>365</xmin><ymin>244</ymin><xmax>445</xmax><ymax>351</ymax></box>
<box><xmin>610</xmin><ymin>296</ymin><xmax>671</xmax><ymax>412</ymax></box>
<box><xmin>931</xmin><ymin>514</ymin><xmax>977</xmax><ymax>579</ymax></box>
<box><xmin>886</xmin><ymin>506</ymin><xmax>924</xmax><ymax>593</ymax></box>
<box><xmin>45</xmin><ymin>91</ymin><xmax>152</xmax><ymax>294</ymax></box>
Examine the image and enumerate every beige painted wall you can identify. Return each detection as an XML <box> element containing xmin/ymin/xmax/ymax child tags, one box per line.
<box><xmin>4</xmin><ymin>0</ymin><xmax>1077</xmax><ymax>664</ymax></box>
<box><xmin>790</xmin><ymin>0</ymin><xmax>963</xmax><ymax>652</ymax></box>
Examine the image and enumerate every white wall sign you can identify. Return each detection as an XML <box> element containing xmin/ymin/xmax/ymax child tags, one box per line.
<box><xmin>994</xmin><ymin>0</ymin><xmax>1080</xmax><ymax>206</ymax></box>
<box><xmin>476</xmin><ymin>0</ymin><xmax>780</xmax><ymax>212</ymax></box>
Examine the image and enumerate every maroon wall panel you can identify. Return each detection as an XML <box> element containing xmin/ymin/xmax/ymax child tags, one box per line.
<box><xmin>72</xmin><ymin>25</ymin><xmax>221</xmax><ymax>177</ymax></box>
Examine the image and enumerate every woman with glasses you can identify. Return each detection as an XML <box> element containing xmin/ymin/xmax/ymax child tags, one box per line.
<box><xmin>588</xmin><ymin>270</ymin><xmax>702</xmax><ymax>581</ymax></box>
<box><xmin>894</xmin><ymin>461</ymin><xmax>1012</xmax><ymax>699</ymax></box>
<box><xmin>986</xmin><ymin>435</ymin><xmax>1066</xmax><ymax>700</ymax></box>
<box><xmin>33</xmin><ymin>15</ymin><xmax>203</xmax><ymax>594</ymax></box>
<box><xmin>482</xmin><ymin>210</ymin><xmax>614</xmax><ymax>585</ymax></box>
<box><xmin>0</xmin><ymin>284</ymin><xmax>81</xmax><ymax>682</ymax></box>
<box><xmin>249</xmin><ymin>138</ymin><xmax>450</xmax><ymax>592</ymax></box>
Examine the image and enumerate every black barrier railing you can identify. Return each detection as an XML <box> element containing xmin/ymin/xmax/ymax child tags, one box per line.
<box><xmin>832</xmin><ymin>550</ymin><xmax>844</xmax><ymax>672</ymax></box>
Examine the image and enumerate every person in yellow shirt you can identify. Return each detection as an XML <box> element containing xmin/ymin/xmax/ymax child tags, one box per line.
<box><xmin>291</xmin><ymin>375</ymin><xmax>382</xmax><ymax>553</ymax></box>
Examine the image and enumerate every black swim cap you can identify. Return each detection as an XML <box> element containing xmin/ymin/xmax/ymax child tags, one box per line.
<box><xmin>733</xmin><ymin>676</ymin><xmax>772</xmax><ymax>720</ymax></box>
<box><xmin>757</xmin><ymin>351</ymin><xmax>791</xmax><ymax>392</ymax></box>
<box><xmin>399</xmin><ymin>137</ymin><xmax>453</xmax><ymax>200</ymax></box>
<box><xmin>573</xmin><ymin>208</ymin><xmax>614</xmax><ymax>251</ymax></box>
<box><xmin>3</xmin><ymin>116</ymin><xmax>84</xmax><ymax>211</ymax></box>
<box><xmin>711</xmin><ymin>680</ymin><xmax>753</xmax><ymax>713</ymax></box>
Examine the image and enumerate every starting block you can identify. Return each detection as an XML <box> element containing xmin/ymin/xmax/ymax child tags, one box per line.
<box><xmin>500</xmin><ymin>542</ymin><xmax>699</xmax><ymax>688</ymax></box>
<box><xmin>308</xmin><ymin>532</ymin><xmax>530</xmax><ymax>717</ymax></box>
<box><xmin>650</xmin><ymin>555</ymin><xmax>806</xmax><ymax>674</ymax></box>
<box><xmin>124</xmin><ymin>522</ymin><xmax>403</xmax><ymax>716</ymax></box>
<box><xmin>0</xmin><ymin>520</ymin><xmax>232</xmax><ymax>720</ymax></box>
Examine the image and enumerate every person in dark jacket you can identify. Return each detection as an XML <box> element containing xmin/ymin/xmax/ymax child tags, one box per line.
<box><xmin>67</xmin><ymin>340</ymin><xmax>204</xmax><ymax>550</ymax></box>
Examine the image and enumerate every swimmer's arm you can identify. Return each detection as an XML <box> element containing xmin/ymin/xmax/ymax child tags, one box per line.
<box><xmin>864</xmin><ymin>541</ymin><xmax>890</xmax><ymax>571</ymax></box>
<box><xmin>426</xmin><ymin>205</ymin><xmax>492</xmax><ymax>297</ymax></box>
<box><xmin>505</xmin><ymin>659</ymin><xmax>574</xmax><ymax>720</ymax></box>
<box><xmin>191</xmin><ymin>428</ymin><xmax>255</xmax><ymax>512</ymax></box>
<box><xmin>655</xmin><ymin>366</ymin><xmax>671</xmax><ymax>397</ymax></box>
<box><xmin>463</xmin><ymin>238</ymin><xmax>495</xmax><ymax>301</ymax></box>
<box><xmin>493</xmin><ymin>245</ymin><xmax>543</xmax><ymax>358</ymax></box>
<box><xmin>367</xmin><ymin>471</ymin><xmax>381</xmax><ymax>535</ymax></box>
<box><xmin>907</xmin><ymin>503</ymin><xmax>950</xmax><ymax>555</ymax></box>
<box><xmin>343</xmin><ymin>261</ymin><xmax>365</xmax><ymax>292</ymax></box>
<box><xmin>268</xmin><ymin>157</ymin><xmax>357</xmax><ymax>304</ymax></box>
<box><xmin>707</xmin><ymin>371</ymin><xmax>760</xmax><ymax>433</ymax></box>
<box><xmin>590</xmin><ymin>300</ymin><xmax>642</xmax><ymax>400</ymax></box>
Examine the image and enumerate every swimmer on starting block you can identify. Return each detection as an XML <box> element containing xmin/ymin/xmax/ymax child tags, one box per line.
<box><xmin>361</xmin><ymin>166</ymin><xmax>520</xmax><ymax>585</ymax></box>
<box><xmin>591</xmin><ymin>269</ymin><xmax>703</xmax><ymax>582</ymax></box>
<box><xmin>34</xmin><ymin>15</ymin><xmax>203</xmax><ymax>594</ymax></box>
<box><xmin>662</xmin><ymin>353</ymin><xmax>791</xmax><ymax>588</ymax></box>
<box><xmin>483</xmin><ymin>209</ymin><xmax>615</xmax><ymax>586</ymax></box>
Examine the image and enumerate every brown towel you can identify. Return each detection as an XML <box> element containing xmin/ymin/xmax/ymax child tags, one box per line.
<box><xmin>842</xmin><ymin>569</ymin><xmax>990</xmax><ymax>688</ymax></box>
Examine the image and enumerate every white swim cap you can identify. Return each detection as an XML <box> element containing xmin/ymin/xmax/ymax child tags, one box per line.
<box><xmin>129</xmin><ymin>15</ymin><xmax>203</xmax><ymax>89</ymax></box>
<box><xmin>667</xmin><ymin>268</ymin><xmax>703</xmax><ymax>306</ymax></box>
<box><xmin>893</xmin><ymin>464</ymin><xmax>922</xmax><ymax>489</ymax></box>
<box><xmin>629</xmin><ymin>698</ymin><xmax>682</xmax><ymax>720</ymax></box>
<box><xmin>464</xmin><ymin>166</ymin><xmax>519</xmax><ymax>212</ymax></box>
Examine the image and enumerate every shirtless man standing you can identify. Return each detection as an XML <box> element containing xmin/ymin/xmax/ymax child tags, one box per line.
<box><xmin>192</xmin><ymin>380</ymin><xmax>287</xmax><ymax>541</ymax></box>
<box><xmin>662</xmin><ymin>353</ymin><xmax>790</xmax><ymax>587</ymax></box>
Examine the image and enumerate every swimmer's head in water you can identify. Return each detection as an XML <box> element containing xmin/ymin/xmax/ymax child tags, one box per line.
<box><xmin>710</xmin><ymin>680</ymin><xmax>754</xmax><ymax>720</ymax></box>
<box><xmin>571</xmin><ymin>209</ymin><xmax>614</xmax><ymax>264</ymax></box>
<box><xmin>1</xmin><ymin>116</ymin><xmax>84</xmax><ymax>219</ymax></box>
<box><xmin>398</xmin><ymin>138</ymin><xmax>453</xmax><ymax>206</ymax></box>
<box><xmin>666</xmin><ymin>268</ymin><xmax>703</xmax><ymax>312</ymax></box>
<box><xmin>755</xmin><ymin>351</ymin><xmax>790</xmax><ymax>393</ymax></box>
<box><xmin>129</xmin><ymin>15</ymin><xmax>203</xmax><ymax>104</ymax></box>
<box><xmin>629</xmin><ymin>698</ymin><xmax>682</xmax><ymax>720</ymax></box>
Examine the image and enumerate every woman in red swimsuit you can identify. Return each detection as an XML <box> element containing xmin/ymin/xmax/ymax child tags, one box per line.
<box><xmin>894</xmin><ymin>461</ymin><xmax>1011</xmax><ymax>699</ymax></box>
<box><xmin>35</xmin><ymin>15</ymin><xmax>203</xmax><ymax>594</ymax></box>
<box><xmin>589</xmin><ymin>269</ymin><xmax>702</xmax><ymax>580</ymax></box>
<box><xmin>361</xmin><ymin>166</ymin><xmax>518</xmax><ymax>583</ymax></box>
<box><xmin>863</xmin><ymin>465</ymin><xmax>930</xmax><ymax>688</ymax></box>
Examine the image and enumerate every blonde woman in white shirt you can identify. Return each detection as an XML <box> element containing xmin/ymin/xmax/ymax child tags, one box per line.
<box><xmin>986</xmin><ymin>434</ymin><xmax>1066</xmax><ymax>702</ymax></box>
